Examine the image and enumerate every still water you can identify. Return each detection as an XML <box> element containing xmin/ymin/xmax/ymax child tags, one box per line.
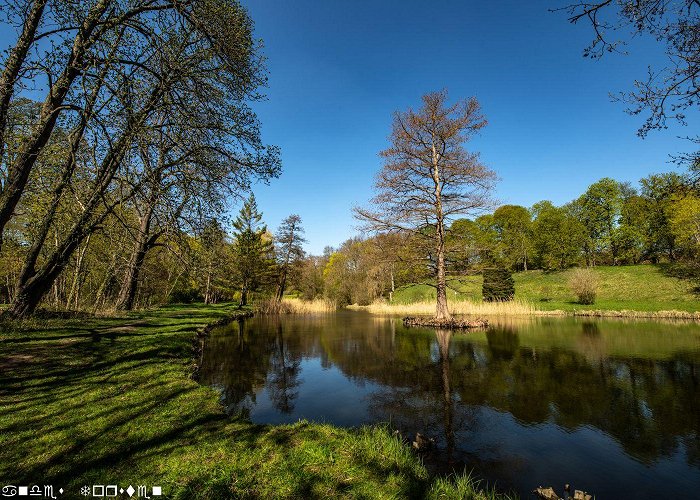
<box><xmin>199</xmin><ymin>311</ymin><xmax>700</xmax><ymax>498</ymax></box>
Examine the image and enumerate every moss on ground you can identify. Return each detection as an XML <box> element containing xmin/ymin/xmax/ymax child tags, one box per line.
<box><xmin>0</xmin><ymin>304</ymin><xmax>505</xmax><ymax>499</ymax></box>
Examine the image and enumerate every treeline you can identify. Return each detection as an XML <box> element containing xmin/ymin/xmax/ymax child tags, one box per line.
<box><xmin>0</xmin><ymin>0</ymin><xmax>281</xmax><ymax>317</ymax></box>
<box><xmin>317</xmin><ymin>172</ymin><xmax>700</xmax><ymax>306</ymax></box>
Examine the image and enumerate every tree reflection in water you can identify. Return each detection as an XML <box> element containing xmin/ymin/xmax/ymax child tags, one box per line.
<box><xmin>198</xmin><ymin>312</ymin><xmax>700</xmax><ymax>498</ymax></box>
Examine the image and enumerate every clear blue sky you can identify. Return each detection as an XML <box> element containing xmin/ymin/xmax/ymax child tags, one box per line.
<box><xmin>0</xmin><ymin>1</ymin><xmax>693</xmax><ymax>254</ymax></box>
<box><xmin>243</xmin><ymin>0</ymin><xmax>694</xmax><ymax>254</ymax></box>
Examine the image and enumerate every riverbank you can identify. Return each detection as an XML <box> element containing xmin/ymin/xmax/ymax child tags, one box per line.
<box><xmin>0</xmin><ymin>304</ymin><xmax>506</xmax><ymax>499</ymax></box>
<box><xmin>375</xmin><ymin>265</ymin><xmax>699</xmax><ymax>319</ymax></box>
<box><xmin>349</xmin><ymin>299</ymin><xmax>700</xmax><ymax>320</ymax></box>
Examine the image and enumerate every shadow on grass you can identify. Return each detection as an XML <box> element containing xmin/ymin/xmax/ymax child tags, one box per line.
<box><xmin>0</xmin><ymin>305</ymin><xmax>437</xmax><ymax>499</ymax></box>
<box><xmin>656</xmin><ymin>262</ymin><xmax>700</xmax><ymax>296</ymax></box>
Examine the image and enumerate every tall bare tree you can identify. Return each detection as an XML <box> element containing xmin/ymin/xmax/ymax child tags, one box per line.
<box><xmin>274</xmin><ymin>214</ymin><xmax>306</xmax><ymax>301</ymax></box>
<box><xmin>355</xmin><ymin>90</ymin><xmax>496</xmax><ymax>321</ymax></box>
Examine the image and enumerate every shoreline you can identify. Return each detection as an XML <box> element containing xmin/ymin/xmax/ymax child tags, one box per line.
<box><xmin>346</xmin><ymin>302</ymin><xmax>700</xmax><ymax>321</ymax></box>
<box><xmin>0</xmin><ymin>303</ymin><xmax>504</xmax><ymax>499</ymax></box>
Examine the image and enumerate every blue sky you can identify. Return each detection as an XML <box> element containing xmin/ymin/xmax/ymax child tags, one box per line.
<box><xmin>243</xmin><ymin>0</ymin><xmax>694</xmax><ymax>253</ymax></box>
<box><xmin>0</xmin><ymin>1</ymin><xmax>693</xmax><ymax>254</ymax></box>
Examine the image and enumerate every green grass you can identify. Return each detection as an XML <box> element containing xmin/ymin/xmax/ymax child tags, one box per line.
<box><xmin>392</xmin><ymin>265</ymin><xmax>700</xmax><ymax>313</ymax></box>
<box><xmin>0</xmin><ymin>303</ymin><xmax>505</xmax><ymax>499</ymax></box>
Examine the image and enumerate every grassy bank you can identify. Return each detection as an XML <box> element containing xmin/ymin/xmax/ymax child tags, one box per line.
<box><xmin>387</xmin><ymin>265</ymin><xmax>699</xmax><ymax>317</ymax></box>
<box><xmin>0</xmin><ymin>304</ymin><xmax>505</xmax><ymax>499</ymax></box>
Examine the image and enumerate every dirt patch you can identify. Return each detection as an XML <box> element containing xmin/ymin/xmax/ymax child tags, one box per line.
<box><xmin>0</xmin><ymin>353</ymin><xmax>35</xmax><ymax>370</ymax></box>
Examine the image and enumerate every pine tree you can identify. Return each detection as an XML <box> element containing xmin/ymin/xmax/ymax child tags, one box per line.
<box><xmin>231</xmin><ymin>194</ymin><xmax>275</xmax><ymax>306</ymax></box>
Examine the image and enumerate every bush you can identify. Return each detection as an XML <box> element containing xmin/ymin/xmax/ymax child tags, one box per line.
<box><xmin>569</xmin><ymin>268</ymin><xmax>597</xmax><ymax>305</ymax></box>
<box><xmin>482</xmin><ymin>268</ymin><xmax>515</xmax><ymax>302</ymax></box>
<box><xmin>168</xmin><ymin>287</ymin><xmax>202</xmax><ymax>304</ymax></box>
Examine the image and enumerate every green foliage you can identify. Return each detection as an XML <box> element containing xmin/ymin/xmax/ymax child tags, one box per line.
<box><xmin>492</xmin><ymin>204</ymin><xmax>533</xmax><ymax>270</ymax></box>
<box><xmin>638</xmin><ymin>172</ymin><xmax>686</xmax><ymax>260</ymax></box>
<box><xmin>482</xmin><ymin>268</ymin><xmax>515</xmax><ymax>302</ymax></box>
<box><xmin>668</xmin><ymin>194</ymin><xmax>700</xmax><ymax>258</ymax></box>
<box><xmin>394</xmin><ymin>264</ymin><xmax>699</xmax><ymax>312</ymax></box>
<box><xmin>531</xmin><ymin>201</ymin><xmax>585</xmax><ymax>270</ymax></box>
<box><xmin>573</xmin><ymin>177</ymin><xmax>626</xmax><ymax>264</ymax></box>
<box><xmin>231</xmin><ymin>194</ymin><xmax>276</xmax><ymax>305</ymax></box>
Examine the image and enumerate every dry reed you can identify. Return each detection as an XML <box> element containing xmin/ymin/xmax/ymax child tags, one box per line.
<box><xmin>257</xmin><ymin>297</ymin><xmax>336</xmax><ymax>314</ymax></box>
<box><xmin>572</xmin><ymin>309</ymin><xmax>700</xmax><ymax>320</ymax></box>
<box><xmin>349</xmin><ymin>299</ymin><xmax>700</xmax><ymax>320</ymax></box>
<box><xmin>348</xmin><ymin>299</ymin><xmax>550</xmax><ymax>317</ymax></box>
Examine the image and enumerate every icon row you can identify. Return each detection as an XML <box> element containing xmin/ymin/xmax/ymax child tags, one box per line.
<box><xmin>80</xmin><ymin>485</ymin><xmax>162</xmax><ymax>498</ymax></box>
<box><xmin>1</xmin><ymin>485</ymin><xmax>62</xmax><ymax>498</ymax></box>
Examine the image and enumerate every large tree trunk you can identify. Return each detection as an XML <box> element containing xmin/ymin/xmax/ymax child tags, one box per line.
<box><xmin>433</xmin><ymin>141</ymin><xmax>451</xmax><ymax>321</ymax></box>
<box><xmin>275</xmin><ymin>250</ymin><xmax>291</xmax><ymax>301</ymax></box>
<box><xmin>115</xmin><ymin>204</ymin><xmax>156</xmax><ymax>311</ymax></box>
<box><xmin>8</xmin><ymin>230</ymin><xmax>84</xmax><ymax>317</ymax></box>
<box><xmin>435</xmin><ymin>239</ymin><xmax>450</xmax><ymax>321</ymax></box>
<box><xmin>240</xmin><ymin>286</ymin><xmax>248</xmax><ymax>307</ymax></box>
<box><xmin>275</xmin><ymin>272</ymin><xmax>287</xmax><ymax>301</ymax></box>
<box><xmin>6</xmin><ymin>76</ymin><xmax>165</xmax><ymax>318</ymax></box>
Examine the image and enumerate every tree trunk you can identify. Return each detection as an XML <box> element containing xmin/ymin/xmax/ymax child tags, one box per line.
<box><xmin>115</xmin><ymin>199</ymin><xmax>157</xmax><ymax>311</ymax></box>
<box><xmin>6</xmin><ymin>73</ymin><xmax>165</xmax><ymax>318</ymax></box>
<box><xmin>435</xmin><ymin>242</ymin><xmax>450</xmax><ymax>320</ymax></box>
<box><xmin>204</xmin><ymin>266</ymin><xmax>212</xmax><ymax>305</ymax></box>
<box><xmin>275</xmin><ymin>272</ymin><xmax>287</xmax><ymax>301</ymax></box>
<box><xmin>0</xmin><ymin>0</ymin><xmax>47</xmax><ymax>168</ymax></box>
<box><xmin>240</xmin><ymin>286</ymin><xmax>248</xmax><ymax>307</ymax></box>
<box><xmin>66</xmin><ymin>234</ymin><xmax>90</xmax><ymax>310</ymax></box>
<box><xmin>432</xmin><ymin>139</ymin><xmax>451</xmax><ymax>321</ymax></box>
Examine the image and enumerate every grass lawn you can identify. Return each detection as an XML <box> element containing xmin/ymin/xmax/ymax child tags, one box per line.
<box><xmin>0</xmin><ymin>304</ymin><xmax>502</xmax><ymax>499</ymax></box>
<box><xmin>392</xmin><ymin>265</ymin><xmax>699</xmax><ymax>313</ymax></box>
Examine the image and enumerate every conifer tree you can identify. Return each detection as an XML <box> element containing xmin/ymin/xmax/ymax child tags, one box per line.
<box><xmin>231</xmin><ymin>194</ymin><xmax>274</xmax><ymax>306</ymax></box>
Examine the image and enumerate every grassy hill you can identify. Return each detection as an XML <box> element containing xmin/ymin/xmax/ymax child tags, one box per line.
<box><xmin>392</xmin><ymin>265</ymin><xmax>699</xmax><ymax>313</ymax></box>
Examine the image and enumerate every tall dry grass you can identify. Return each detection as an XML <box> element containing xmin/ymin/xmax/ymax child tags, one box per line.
<box><xmin>257</xmin><ymin>297</ymin><xmax>336</xmax><ymax>314</ymax></box>
<box><xmin>348</xmin><ymin>298</ymin><xmax>553</xmax><ymax>317</ymax></box>
<box><xmin>572</xmin><ymin>309</ymin><xmax>700</xmax><ymax>320</ymax></box>
<box><xmin>349</xmin><ymin>299</ymin><xmax>700</xmax><ymax>320</ymax></box>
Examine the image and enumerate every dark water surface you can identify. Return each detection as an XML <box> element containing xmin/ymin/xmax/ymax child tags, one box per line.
<box><xmin>199</xmin><ymin>311</ymin><xmax>700</xmax><ymax>498</ymax></box>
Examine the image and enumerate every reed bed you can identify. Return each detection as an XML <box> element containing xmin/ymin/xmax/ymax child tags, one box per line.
<box><xmin>348</xmin><ymin>298</ymin><xmax>554</xmax><ymax>317</ymax></box>
<box><xmin>349</xmin><ymin>298</ymin><xmax>700</xmax><ymax>320</ymax></box>
<box><xmin>257</xmin><ymin>297</ymin><xmax>336</xmax><ymax>314</ymax></box>
<box><xmin>572</xmin><ymin>309</ymin><xmax>700</xmax><ymax>320</ymax></box>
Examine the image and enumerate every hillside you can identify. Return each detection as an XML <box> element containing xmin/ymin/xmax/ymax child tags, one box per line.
<box><xmin>392</xmin><ymin>265</ymin><xmax>700</xmax><ymax>313</ymax></box>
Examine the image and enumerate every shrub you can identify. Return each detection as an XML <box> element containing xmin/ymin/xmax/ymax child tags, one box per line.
<box><xmin>482</xmin><ymin>268</ymin><xmax>515</xmax><ymax>302</ymax></box>
<box><xmin>569</xmin><ymin>268</ymin><xmax>598</xmax><ymax>305</ymax></box>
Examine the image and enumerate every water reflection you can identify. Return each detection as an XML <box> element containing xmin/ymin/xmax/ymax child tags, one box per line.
<box><xmin>199</xmin><ymin>312</ymin><xmax>700</xmax><ymax>498</ymax></box>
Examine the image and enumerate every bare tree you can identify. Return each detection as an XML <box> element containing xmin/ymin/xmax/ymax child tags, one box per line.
<box><xmin>274</xmin><ymin>214</ymin><xmax>306</xmax><ymax>301</ymax></box>
<box><xmin>355</xmin><ymin>90</ymin><xmax>496</xmax><ymax>321</ymax></box>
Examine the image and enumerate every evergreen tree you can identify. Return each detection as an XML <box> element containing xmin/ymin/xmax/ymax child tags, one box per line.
<box><xmin>231</xmin><ymin>194</ymin><xmax>275</xmax><ymax>306</ymax></box>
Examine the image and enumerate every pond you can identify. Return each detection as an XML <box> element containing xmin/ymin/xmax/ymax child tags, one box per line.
<box><xmin>198</xmin><ymin>311</ymin><xmax>700</xmax><ymax>499</ymax></box>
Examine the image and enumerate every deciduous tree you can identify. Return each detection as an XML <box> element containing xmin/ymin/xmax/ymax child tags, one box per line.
<box><xmin>355</xmin><ymin>90</ymin><xmax>496</xmax><ymax>320</ymax></box>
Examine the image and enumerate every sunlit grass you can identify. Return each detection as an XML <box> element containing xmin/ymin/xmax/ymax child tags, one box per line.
<box><xmin>0</xmin><ymin>303</ymin><xmax>501</xmax><ymax>499</ymax></box>
<box><xmin>389</xmin><ymin>265</ymin><xmax>700</xmax><ymax>318</ymax></box>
